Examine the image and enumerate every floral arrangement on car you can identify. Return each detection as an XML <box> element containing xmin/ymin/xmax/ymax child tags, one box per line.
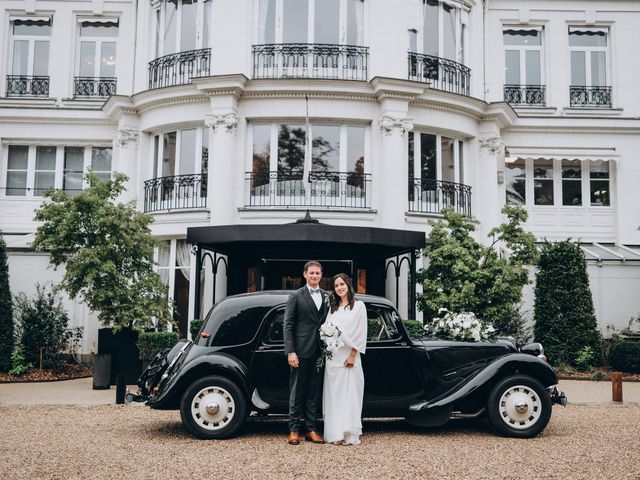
<box><xmin>316</xmin><ymin>322</ymin><xmax>344</xmax><ymax>371</ymax></box>
<box><xmin>424</xmin><ymin>308</ymin><xmax>497</xmax><ymax>342</ymax></box>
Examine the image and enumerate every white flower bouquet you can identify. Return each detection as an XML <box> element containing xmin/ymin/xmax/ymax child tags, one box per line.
<box><xmin>316</xmin><ymin>322</ymin><xmax>344</xmax><ymax>371</ymax></box>
<box><xmin>424</xmin><ymin>308</ymin><xmax>496</xmax><ymax>342</ymax></box>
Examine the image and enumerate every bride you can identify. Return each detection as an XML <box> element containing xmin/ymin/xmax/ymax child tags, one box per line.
<box><xmin>321</xmin><ymin>273</ymin><xmax>368</xmax><ymax>445</ymax></box>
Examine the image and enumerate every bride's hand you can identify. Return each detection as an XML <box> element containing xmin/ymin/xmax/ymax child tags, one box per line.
<box><xmin>344</xmin><ymin>349</ymin><xmax>357</xmax><ymax>368</ymax></box>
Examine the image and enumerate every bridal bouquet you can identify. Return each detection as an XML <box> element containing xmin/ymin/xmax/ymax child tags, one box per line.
<box><xmin>316</xmin><ymin>322</ymin><xmax>344</xmax><ymax>371</ymax></box>
<box><xmin>424</xmin><ymin>309</ymin><xmax>496</xmax><ymax>342</ymax></box>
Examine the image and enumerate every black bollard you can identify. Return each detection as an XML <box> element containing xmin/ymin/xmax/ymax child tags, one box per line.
<box><xmin>116</xmin><ymin>374</ymin><xmax>126</xmax><ymax>404</ymax></box>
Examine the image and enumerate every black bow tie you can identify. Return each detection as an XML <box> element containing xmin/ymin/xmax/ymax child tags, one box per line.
<box><xmin>309</xmin><ymin>288</ymin><xmax>320</xmax><ymax>294</ymax></box>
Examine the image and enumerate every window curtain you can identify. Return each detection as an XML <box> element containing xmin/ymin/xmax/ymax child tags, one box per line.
<box><xmin>354</xmin><ymin>0</ymin><xmax>364</xmax><ymax>45</ymax></box>
<box><xmin>176</xmin><ymin>240</ymin><xmax>191</xmax><ymax>280</ymax></box>
<box><xmin>258</xmin><ymin>0</ymin><xmax>269</xmax><ymax>43</ymax></box>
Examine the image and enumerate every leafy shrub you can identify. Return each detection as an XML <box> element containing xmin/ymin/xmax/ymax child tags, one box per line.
<box><xmin>608</xmin><ymin>342</ymin><xmax>640</xmax><ymax>373</ymax></box>
<box><xmin>403</xmin><ymin>320</ymin><xmax>426</xmax><ymax>340</ymax></box>
<box><xmin>190</xmin><ymin>319</ymin><xmax>204</xmax><ymax>340</ymax></box>
<box><xmin>0</xmin><ymin>233</ymin><xmax>13</xmax><ymax>372</ymax></box>
<box><xmin>417</xmin><ymin>206</ymin><xmax>538</xmax><ymax>334</ymax></box>
<box><xmin>575</xmin><ymin>346</ymin><xmax>594</xmax><ymax>372</ymax></box>
<box><xmin>137</xmin><ymin>331</ymin><xmax>179</xmax><ymax>361</ymax></box>
<box><xmin>533</xmin><ymin>240</ymin><xmax>603</xmax><ymax>366</ymax></box>
<box><xmin>590</xmin><ymin>370</ymin><xmax>607</xmax><ymax>381</ymax></box>
<box><xmin>13</xmin><ymin>285</ymin><xmax>82</xmax><ymax>370</ymax></box>
<box><xmin>9</xmin><ymin>347</ymin><xmax>32</xmax><ymax>376</ymax></box>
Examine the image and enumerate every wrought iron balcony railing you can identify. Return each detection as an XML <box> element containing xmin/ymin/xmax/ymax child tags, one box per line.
<box><xmin>148</xmin><ymin>48</ymin><xmax>211</xmax><ymax>89</ymax></box>
<box><xmin>569</xmin><ymin>86</ymin><xmax>612</xmax><ymax>108</ymax></box>
<box><xmin>73</xmin><ymin>77</ymin><xmax>117</xmax><ymax>98</ymax></box>
<box><xmin>408</xmin><ymin>177</ymin><xmax>472</xmax><ymax>217</ymax></box>
<box><xmin>143</xmin><ymin>173</ymin><xmax>207</xmax><ymax>212</ymax></box>
<box><xmin>6</xmin><ymin>75</ymin><xmax>49</xmax><ymax>97</ymax></box>
<box><xmin>253</xmin><ymin>43</ymin><xmax>368</xmax><ymax>81</ymax></box>
<box><xmin>504</xmin><ymin>84</ymin><xmax>546</xmax><ymax>106</ymax></box>
<box><xmin>408</xmin><ymin>52</ymin><xmax>470</xmax><ymax>96</ymax></box>
<box><xmin>246</xmin><ymin>171</ymin><xmax>371</xmax><ymax>209</ymax></box>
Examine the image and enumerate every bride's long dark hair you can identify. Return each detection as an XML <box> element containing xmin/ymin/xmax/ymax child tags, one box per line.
<box><xmin>329</xmin><ymin>273</ymin><xmax>356</xmax><ymax>313</ymax></box>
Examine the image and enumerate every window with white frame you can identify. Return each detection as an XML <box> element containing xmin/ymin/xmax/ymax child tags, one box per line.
<box><xmin>569</xmin><ymin>27</ymin><xmax>611</xmax><ymax>107</ymax></box>
<box><xmin>569</xmin><ymin>28</ymin><xmax>608</xmax><ymax>88</ymax></box>
<box><xmin>154</xmin><ymin>0</ymin><xmax>211</xmax><ymax>57</ymax></box>
<box><xmin>505</xmin><ymin>158</ymin><xmax>611</xmax><ymax>207</ymax></box>
<box><xmin>2</xmin><ymin>144</ymin><xmax>112</xmax><ymax>197</ymax></box>
<box><xmin>408</xmin><ymin>0</ymin><xmax>462</xmax><ymax>62</ymax></box>
<box><xmin>151</xmin><ymin>127</ymin><xmax>208</xmax><ymax>179</ymax></box>
<box><xmin>77</xmin><ymin>19</ymin><xmax>118</xmax><ymax>79</ymax></box>
<box><xmin>258</xmin><ymin>0</ymin><xmax>364</xmax><ymax>45</ymax></box>
<box><xmin>249</xmin><ymin>123</ymin><xmax>367</xmax><ymax>207</ymax></box>
<box><xmin>407</xmin><ymin>131</ymin><xmax>466</xmax><ymax>214</ymax></box>
<box><xmin>8</xmin><ymin>16</ymin><xmax>52</xmax><ymax>96</ymax></box>
<box><xmin>503</xmin><ymin>28</ymin><xmax>545</xmax><ymax>105</ymax></box>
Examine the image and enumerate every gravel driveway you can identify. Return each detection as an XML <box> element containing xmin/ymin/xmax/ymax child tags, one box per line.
<box><xmin>1</xmin><ymin>404</ymin><xmax>639</xmax><ymax>479</ymax></box>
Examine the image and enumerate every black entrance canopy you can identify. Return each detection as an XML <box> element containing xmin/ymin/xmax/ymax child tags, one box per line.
<box><xmin>187</xmin><ymin>217</ymin><xmax>426</xmax><ymax>318</ymax></box>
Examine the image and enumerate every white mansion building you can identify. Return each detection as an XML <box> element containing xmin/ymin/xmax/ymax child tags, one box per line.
<box><xmin>1</xmin><ymin>0</ymin><xmax>639</xmax><ymax>355</ymax></box>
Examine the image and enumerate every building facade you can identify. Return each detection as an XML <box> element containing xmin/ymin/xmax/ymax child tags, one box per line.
<box><xmin>1</xmin><ymin>0</ymin><xmax>639</xmax><ymax>355</ymax></box>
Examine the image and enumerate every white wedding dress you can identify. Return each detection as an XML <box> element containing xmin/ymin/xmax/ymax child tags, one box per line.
<box><xmin>322</xmin><ymin>300</ymin><xmax>368</xmax><ymax>445</ymax></box>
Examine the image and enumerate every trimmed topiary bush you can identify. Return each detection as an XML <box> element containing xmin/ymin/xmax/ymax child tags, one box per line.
<box><xmin>533</xmin><ymin>240</ymin><xmax>602</xmax><ymax>367</ymax></box>
<box><xmin>137</xmin><ymin>331</ymin><xmax>180</xmax><ymax>362</ymax></box>
<box><xmin>608</xmin><ymin>342</ymin><xmax>640</xmax><ymax>373</ymax></box>
<box><xmin>0</xmin><ymin>233</ymin><xmax>13</xmax><ymax>372</ymax></box>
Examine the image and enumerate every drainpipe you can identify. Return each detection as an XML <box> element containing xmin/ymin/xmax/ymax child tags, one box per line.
<box><xmin>483</xmin><ymin>0</ymin><xmax>490</xmax><ymax>102</ymax></box>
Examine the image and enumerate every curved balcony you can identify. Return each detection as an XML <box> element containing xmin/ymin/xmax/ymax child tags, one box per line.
<box><xmin>246</xmin><ymin>171</ymin><xmax>371</xmax><ymax>209</ymax></box>
<box><xmin>407</xmin><ymin>52</ymin><xmax>470</xmax><ymax>96</ymax></box>
<box><xmin>143</xmin><ymin>173</ymin><xmax>207</xmax><ymax>213</ymax></box>
<box><xmin>408</xmin><ymin>177</ymin><xmax>472</xmax><ymax>217</ymax></box>
<box><xmin>148</xmin><ymin>48</ymin><xmax>211</xmax><ymax>90</ymax></box>
<box><xmin>252</xmin><ymin>43</ymin><xmax>368</xmax><ymax>81</ymax></box>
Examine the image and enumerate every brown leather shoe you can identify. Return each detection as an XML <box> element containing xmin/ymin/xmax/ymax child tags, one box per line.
<box><xmin>305</xmin><ymin>431</ymin><xmax>325</xmax><ymax>443</ymax></box>
<box><xmin>288</xmin><ymin>432</ymin><xmax>300</xmax><ymax>445</ymax></box>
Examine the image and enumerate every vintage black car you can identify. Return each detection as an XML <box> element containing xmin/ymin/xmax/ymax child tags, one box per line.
<box><xmin>128</xmin><ymin>291</ymin><xmax>566</xmax><ymax>439</ymax></box>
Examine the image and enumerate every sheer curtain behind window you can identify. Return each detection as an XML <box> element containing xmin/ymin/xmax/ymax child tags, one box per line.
<box><xmin>176</xmin><ymin>240</ymin><xmax>191</xmax><ymax>280</ymax></box>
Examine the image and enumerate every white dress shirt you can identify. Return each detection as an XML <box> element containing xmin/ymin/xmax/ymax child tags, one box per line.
<box><xmin>307</xmin><ymin>285</ymin><xmax>322</xmax><ymax>310</ymax></box>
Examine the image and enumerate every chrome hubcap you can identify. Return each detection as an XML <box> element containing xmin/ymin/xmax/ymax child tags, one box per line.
<box><xmin>191</xmin><ymin>386</ymin><xmax>235</xmax><ymax>431</ymax></box>
<box><xmin>498</xmin><ymin>385</ymin><xmax>542</xmax><ymax>430</ymax></box>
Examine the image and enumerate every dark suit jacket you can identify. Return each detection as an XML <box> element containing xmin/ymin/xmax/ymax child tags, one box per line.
<box><xmin>283</xmin><ymin>286</ymin><xmax>327</xmax><ymax>359</ymax></box>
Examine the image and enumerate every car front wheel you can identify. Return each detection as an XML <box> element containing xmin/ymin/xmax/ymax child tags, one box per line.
<box><xmin>486</xmin><ymin>374</ymin><xmax>552</xmax><ymax>438</ymax></box>
<box><xmin>180</xmin><ymin>375</ymin><xmax>247</xmax><ymax>439</ymax></box>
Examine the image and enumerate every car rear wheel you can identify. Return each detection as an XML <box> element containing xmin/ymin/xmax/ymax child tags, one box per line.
<box><xmin>180</xmin><ymin>375</ymin><xmax>247</xmax><ymax>439</ymax></box>
<box><xmin>486</xmin><ymin>374</ymin><xmax>552</xmax><ymax>438</ymax></box>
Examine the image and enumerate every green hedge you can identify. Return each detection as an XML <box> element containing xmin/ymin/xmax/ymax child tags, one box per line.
<box><xmin>403</xmin><ymin>320</ymin><xmax>426</xmax><ymax>340</ymax></box>
<box><xmin>137</xmin><ymin>331</ymin><xmax>179</xmax><ymax>361</ymax></box>
<box><xmin>608</xmin><ymin>342</ymin><xmax>640</xmax><ymax>373</ymax></box>
<box><xmin>190</xmin><ymin>319</ymin><xmax>204</xmax><ymax>340</ymax></box>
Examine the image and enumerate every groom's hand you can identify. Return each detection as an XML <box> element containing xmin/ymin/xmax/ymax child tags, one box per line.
<box><xmin>288</xmin><ymin>353</ymin><xmax>299</xmax><ymax>368</ymax></box>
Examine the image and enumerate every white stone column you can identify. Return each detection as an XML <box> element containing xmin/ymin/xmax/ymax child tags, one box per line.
<box><xmin>377</xmin><ymin>112</ymin><xmax>413</xmax><ymax>229</ymax></box>
<box><xmin>477</xmin><ymin>131</ymin><xmax>505</xmax><ymax>238</ymax></box>
<box><xmin>112</xmin><ymin>125</ymin><xmax>140</xmax><ymax>204</ymax></box>
<box><xmin>205</xmin><ymin>110</ymin><xmax>239</xmax><ymax>226</ymax></box>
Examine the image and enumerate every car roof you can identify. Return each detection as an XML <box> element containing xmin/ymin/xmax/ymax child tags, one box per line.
<box><xmin>223</xmin><ymin>290</ymin><xmax>396</xmax><ymax>308</ymax></box>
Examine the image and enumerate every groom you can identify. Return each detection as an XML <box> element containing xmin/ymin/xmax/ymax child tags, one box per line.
<box><xmin>283</xmin><ymin>260</ymin><xmax>327</xmax><ymax>445</ymax></box>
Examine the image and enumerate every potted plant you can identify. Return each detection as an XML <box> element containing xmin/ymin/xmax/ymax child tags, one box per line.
<box><xmin>137</xmin><ymin>331</ymin><xmax>180</xmax><ymax>370</ymax></box>
<box><xmin>32</xmin><ymin>172</ymin><xmax>173</xmax><ymax>387</ymax></box>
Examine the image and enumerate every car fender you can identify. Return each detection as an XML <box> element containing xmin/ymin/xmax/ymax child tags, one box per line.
<box><xmin>417</xmin><ymin>353</ymin><xmax>558</xmax><ymax>411</ymax></box>
<box><xmin>149</xmin><ymin>350</ymin><xmax>255</xmax><ymax>410</ymax></box>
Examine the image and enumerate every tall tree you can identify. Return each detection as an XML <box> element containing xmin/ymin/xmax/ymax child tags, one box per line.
<box><xmin>0</xmin><ymin>232</ymin><xmax>13</xmax><ymax>371</ymax></box>
<box><xmin>534</xmin><ymin>240</ymin><xmax>602</xmax><ymax>366</ymax></box>
<box><xmin>32</xmin><ymin>172</ymin><xmax>172</xmax><ymax>332</ymax></box>
<box><xmin>417</xmin><ymin>206</ymin><xmax>538</xmax><ymax>340</ymax></box>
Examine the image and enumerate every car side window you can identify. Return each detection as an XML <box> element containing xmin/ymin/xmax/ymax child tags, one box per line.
<box><xmin>262</xmin><ymin>308</ymin><xmax>285</xmax><ymax>345</ymax></box>
<box><xmin>366</xmin><ymin>305</ymin><xmax>400</xmax><ymax>342</ymax></box>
